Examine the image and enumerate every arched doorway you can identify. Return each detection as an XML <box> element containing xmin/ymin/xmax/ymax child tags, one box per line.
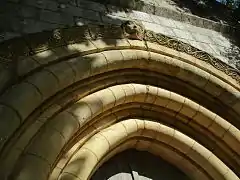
<box><xmin>91</xmin><ymin>149</ymin><xmax>191</xmax><ymax>180</ymax></box>
<box><xmin>0</xmin><ymin>22</ymin><xmax>239</xmax><ymax>180</ymax></box>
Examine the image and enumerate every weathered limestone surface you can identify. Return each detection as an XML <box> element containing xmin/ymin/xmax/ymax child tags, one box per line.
<box><xmin>0</xmin><ymin>0</ymin><xmax>239</xmax><ymax>69</ymax></box>
<box><xmin>0</xmin><ymin>1</ymin><xmax>239</xmax><ymax>180</ymax></box>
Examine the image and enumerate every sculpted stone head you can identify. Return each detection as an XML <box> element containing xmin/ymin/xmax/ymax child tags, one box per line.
<box><xmin>121</xmin><ymin>20</ymin><xmax>145</xmax><ymax>40</ymax></box>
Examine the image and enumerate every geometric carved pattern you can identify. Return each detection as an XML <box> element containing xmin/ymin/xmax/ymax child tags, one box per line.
<box><xmin>121</xmin><ymin>20</ymin><xmax>240</xmax><ymax>84</ymax></box>
<box><xmin>0</xmin><ymin>21</ymin><xmax>239</xmax><ymax>84</ymax></box>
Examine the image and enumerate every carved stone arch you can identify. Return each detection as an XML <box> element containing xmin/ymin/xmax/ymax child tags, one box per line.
<box><xmin>0</xmin><ymin>22</ymin><xmax>239</xmax><ymax>180</ymax></box>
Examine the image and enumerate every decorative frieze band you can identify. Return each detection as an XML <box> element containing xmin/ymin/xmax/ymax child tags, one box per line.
<box><xmin>122</xmin><ymin>21</ymin><xmax>240</xmax><ymax>84</ymax></box>
<box><xmin>0</xmin><ymin>21</ymin><xmax>239</xmax><ymax>84</ymax></box>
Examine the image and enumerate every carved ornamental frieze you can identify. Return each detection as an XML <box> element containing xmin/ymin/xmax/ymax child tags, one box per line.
<box><xmin>0</xmin><ymin>21</ymin><xmax>239</xmax><ymax>84</ymax></box>
<box><xmin>122</xmin><ymin>21</ymin><xmax>240</xmax><ymax>84</ymax></box>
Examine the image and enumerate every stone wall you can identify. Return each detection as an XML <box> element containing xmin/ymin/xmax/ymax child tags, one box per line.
<box><xmin>0</xmin><ymin>0</ymin><xmax>239</xmax><ymax>69</ymax></box>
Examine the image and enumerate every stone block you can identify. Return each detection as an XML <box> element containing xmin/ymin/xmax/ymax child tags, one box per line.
<box><xmin>37</xmin><ymin>104</ymin><xmax>62</xmax><ymax>123</ymax></box>
<box><xmin>129</xmin><ymin>10</ymin><xmax>153</xmax><ymax>23</ymax></box>
<box><xmin>0</xmin><ymin>82</ymin><xmax>42</xmax><ymax>120</ymax></box>
<box><xmin>62</xmin><ymin>148</ymin><xmax>98</xmax><ymax>179</ymax></box>
<box><xmin>101</xmin><ymin>14</ymin><xmax>126</xmax><ymax>25</ymax></box>
<box><xmin>61</xmin><ymin>5</ymin><xmax>101</xmax><ymax>22</ymax></box>
<box><xmin>49</xmin><ymin>166</ymin><xmax>62</xmax><ymax>180</ymax></box>
<box><xmin>26</xmin><ymin>126</ymin><xmax>65</xmax><ymax>165</ymax></box>
<box><xmin>40</xmin><ymin>10</ymin><xmax>74</xmax><ymax>25</ymax></box>
<box><xmin>156</xmin><ymin>124</ymin><xmax>174</xmax><ymax>144</ymax></box>
<box><xmin>25</xmin><ymin>69</ymin><xmax>59</xmax><ymax>100</ymax></box>
<box><xmin>204</xmin><ymin>75</ymin><xmax>225</xmax><ymax>97</ymax></box>
<box><xmin>101</xmin><ymin>123</ymin><xmax>127</xmax><ymax>147</ymax></box>
<box><xmin>145</xmin><ymin>85</ymin><xmax>158</xmax><ymax>104</ymax></box>
<box><xmin>106</xmin><ymin>5</ymin><xmax>127</xmax><ymax>17</ymax></box>
<box><xmin>121</xmin><ymin>84</ymin><xmax>136</xmax><ymax>103</ymax></box>
<box><xmin>192</xmin><ymin>106</ymin><xmax>216</xmax><ymax>128</ymax></box>
<box><xmin>169</xmin><ymin>131</ymin><xmax>194</xmax><ymax>154</ymax></box>
<box><xmin>95</xmin><ymin>88</ymin><xmax>116</xmax><ymax>111</ymax></box>
<box><xmin>156</xmin><ymin>16</ymin><xmax>176</xmax><ymax>28</ymax></box>
<box><xmin>109</xmin><ymin>85</ymin><xmax>126</xmax><ymax>106</ymax></box>
<box><xmin>46</xmin><ymin>61</ymin><xmax>75</xmax><ymax>89</ymax></box>
<box><xmin>173</xmin><ymin>28</ymin><xmax>195</xmax><ymax>40</ymax></box>
<box><xmin>208</xmin><ymin>116</ymin><xmax>231</xmax><ymax>138</ymax></box>
<box><xmin>0</xmin><ymin>105</ymin><xmax>21</xmax><ymax>150</ymax></box>
<box><xmin>135</xmin><ymin>140</ymin><xmax>151</xmax><ymax>151</ymax></box>
<box><xmin>68</xmin><ymin>100</ymin><xmax>92</xmax><ymax>126</ymax></box>
<box><xmin>179</xmin><ymin>98</ymin><xmax>199</xmax><ymax>118</ymax></box>
<box><xmin>48</xmin><ymin>111</ymin><xmax>79</xmax><ymax>141</ymax></box>
<box><xmin>11</xmin><ymin>154</ymin><xmax>50</xmax><ymax>180</ymax></box>
<box><xmin>121</xmin><ymin>120</ymin><xmax>138</xmax><ymax>135</ymax></box>
<box><xmin>67</xmin><ymin>56</ymin><xmax>91</xmax><ymax>83</ymax></box>
<box><xmin>85</xmin><ymin>53</ymin><xmax>107</xmax><ymax>75</ymax></box>
<box><xmin>17</xmin><ymin>57</ymin><xmax>40</xmax><ymax>76</ymax></box>
<box><xmin>19</xmin><ymin>6</ymin><xmax>39</xmax><ymax>19</ymax></box>
<box><xmin>102</xmin><ymin>50</ymin><xmax>124</xmax><ymax>70</ymax></box>
<box><xmin>82</xmin><ymin>133</ymin><xmax>110</xmax><ymax>159</ymax></box>
<box><xmin>14</xmin><ymin>120</ymin><xmax>43</xmax><ymax>150</ymax></box>
<box><xmin>77</xmin><ymin>0</ymin><xmax>106</xmax><ymax>12</ymax></box>
<box><xmin>154</xmin><ymin>88</ymin><xmax>170</xmax><ymax>107</ymax></box>
<box><xmin>58</xmin><ymin>172</ymin><xmax>81</xmax><ymax>180</ymax></box>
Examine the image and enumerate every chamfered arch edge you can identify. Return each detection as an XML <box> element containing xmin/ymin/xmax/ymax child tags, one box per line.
<box><xmin>0</xmin><ymin>24</ymin><xmax>239</xmax><ymax>180</ymax></box>
<box><xmin>58</xmin><ymin>119</ymin><xmax>239</xmax><ymax>180</ymax></box>
<box><xmin>0</xmin><ymin>48</ymin><xmax>239</xmax><ymax>154</ymax></box>
<box><xmin>6</xmin><ymin>84</ymin><xmax>240</xmax><ymax>180</ymax></box>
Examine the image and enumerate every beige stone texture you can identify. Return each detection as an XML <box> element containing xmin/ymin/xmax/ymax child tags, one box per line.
<box><xmin>17</xmin><ymin>57</ymin><xmax>40</xmax><ymax>76</ymax></box>
<box><xmin>61</xmin><ymin>147</ymin><xmax>98</xmax><ymax>180</ymax></box>
<box><xmin>37</xmin><ymin>103</ymin><xmax>62</xmax><ymax>123</ymax></box>
<box><xmin>102</xmin><ymin>50</ymin><xmax>124</xmax><ymax>70</ymax></box>
<box><xmin>26</xmin><ymin>126</ymin><xmax>65</xmax><ymax>165</ymax></box>
<box><xmin>58</xmin><ymin>119</ymin><xmax>238</xmax><ymax>180</ymax></box>
<box><xmin>46</xmin><ymin>61</ymin><xmax>76</xmax><ymax>89</ymax></box>
<box><xmin>90</xmin><ymin>39</ymin><xmax>114</xmax><ymax>50</ymax></box>
<box><xmin>70</xmin><ymin>41</ymin><xmax>97</xmax><ymax>55</ymax></box>
<box><xmin>0</xmin><ymin>105</ymin><xmax>21</xmax><ymax>149</ymax></box>
<box><xmin>108</xmin><ymin>85</ymin><xmax>126</xmax><ymax>106</ymax></box>
<box><xmin>81</xmin><ymin>133</ymin><xmax>110</xmax><ymax>160</ymax></box>
<box><xmin>153</xmin><ymin>88</ymin><xmax>171</xmax><ymax>107</ymax></box>
<box><xmin>166</xmin><ymin>92</ymin><xmax>185</xmax><ymax>112</ymax></box>
<box><xmin>58</xmin><ymin>172</ymin><xmax>81</xmax><ymax>180</ymax></box>
<box><xmin>68</xmin><ymin>101</ymin><xmax>92</xmax><ymax>126</ymax></box>
<box><xmin>169</xmin><ymin>130</ymin><xmax>195</xmax><ymax>154</ymax></box>
<box><xmin>48</xmin><ymin>166</ymin><xmax>62</xmax><ymax>180</ymax></box>
<box><xmin>1</xmin><ymin>24</ymin><xmax>240</xmax><ymax>180</ymax></box>
<box><xmin>32</xmin><ymin>50</ymin><xmax>60</xmax><ymax>65</ymax></box>
<box><xmin>25</xmin><ymin>69</ymin><xmax>59</xmax><ymax>100</ymax></box>
<box><xmin>67</xmin><ymin>56</ymin><xmax>91</xmax><ymax>82</ymax></box>
<box><xmin>100</xmin><ymin>123</ymin><xmax>128</xmax><ymax>147</ymax></box>
<box><xmin>204</xmin><ymin>75</ymin><xmax>226</xmax><ymax>97</ymax></box>
<box><xmin>192</xmin><ymin>106</ymin><xmax>217</xmax><ymax>128</ymax></box>
<box><xmin>47</xmin><ymin>111</ymin><xmax>80</xmax><ymax>142</ymax></box>
<box><xmin>135</xmin><ymin>139</ymin><xmax>152</xmax><ymax>151</ymax></box>
<box><xmin>0</xmin><ymin>148</ymin><xmax>23</xmax><ymax>180</ymax></box>
<box><xmin>94</xmin><ymin>88</ymin><xmax>116</xmax><ymax>111</ymax></box>
<box><xmin>12</xmin><ymin>154</ymin><xmax>50</xmax><ymax>180</ymax></box>
<box><xmin>85</xmin><ymin>53</ymin><xmax>108</xmax><ymax>75</ymax></box>
<box><xmin>208</xmin><ymin>115</ymin><xmax>231</xmax><ymax>138</ymax></box>
<box><xmin>127</xmin><ymin>39</ymin><xmax>147</xmax><ymax>50</ymax></box>
<box><xmin>121</xmin><ymin>84</ymin><xmax>136</xmax><ymax>103</ymax></box>
<box><xmin>179</xmin><ymin>98</ymin><xmax>199</xmax><ymax>118</ymax></box>
<box><xmin>0</xmin><ymin>82</ymin><xmax>42</xmax><ymax>120</ymax></box>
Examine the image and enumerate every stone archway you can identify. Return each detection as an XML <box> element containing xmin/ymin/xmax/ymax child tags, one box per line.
<box><xmin>0</xmin><ymin>21</ymin><xmax>239</xmax><ymax>180</ymax></box>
